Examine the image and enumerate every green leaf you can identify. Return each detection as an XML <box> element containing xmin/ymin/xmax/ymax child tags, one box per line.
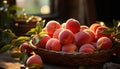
<box><xmin>0</xmin><ymin>44</ymin><xmax>12</xmax><ymax>53</ymax></box>
<box><xmin>12</xmin><ymin>36</ymin><xmax>30</xmax><ymax>47</ymax></box>
<box><xmin>11</xmin><ymin>52</ymin><xmax>23</xmax><ymax>58</ymax></box>
<box><xmin>1</xmin><ymin>29</ymin><xmax>17</xmax><ymax>44</ymax></box>
<box><xmin>26</xmin><ymin>20</ymin><xmax>46</xmax><ymax>35</ymax></box>
<box><xmin>102</xmin><ymin>29</ymin><xmax>114</xmax><ymax>34</ymax></box>
<box><xmin>26</xmin><ymin>28</ymin><xmax>36</xmax><ymax>35</ymax></box>
<box><xmin>21</xmin><ymin>52</ymin><xmax>28</xmax><ymax>64</ymax></box>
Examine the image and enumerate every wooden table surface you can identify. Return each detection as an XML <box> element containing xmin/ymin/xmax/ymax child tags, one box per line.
<box><xmin>0</xmin><ymin>52</ymin><xmax>120</xmax><ymax>69</ymax></box>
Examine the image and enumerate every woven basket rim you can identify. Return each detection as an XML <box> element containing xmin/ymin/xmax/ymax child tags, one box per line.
<box><xmin>29</xmin><ymin>39</ymin><xmax>114</xmax><ymax>56</ymax></box>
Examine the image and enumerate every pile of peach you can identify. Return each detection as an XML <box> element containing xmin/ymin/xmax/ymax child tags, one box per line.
<box><xmin>19</xmin><ymin>18</ymin><xmax>114</xmax><ymax>68</ymax></box>
<box><xmin>31</xmin><ymin>18</ymin><xmax>113</xmax><ymax>53</ymax></box>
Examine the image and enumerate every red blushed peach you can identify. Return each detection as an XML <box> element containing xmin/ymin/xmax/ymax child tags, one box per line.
<box><xmin>83</xmin><ymin>29</ymin><xmax>95</xmax><ymax>42</ymax></box>
<box><xmin>97</xmin><ymin>37</ymin><xmax>112</xmax><ymax>50</ymax></box>
<box><xmin>32</xmin><ymin>34</ymin><xmax>51</xmax><ymax>48</ymax></box>
<box><xmin>58</xmin><ymin>29</ymin><xmax>74</xmax><ymax>45</ymax></box>
<box><xmin>79</xmin><ymin>43</ymin><xmax>95</xmax><ymax>53</ymax></box>
<box><xmin>79</xmin><ymin>47</ymin><xmax>95</xmax><ymax>53</ymax></box>
<box><xmin>45</xmin><ymin>38</ymin><xmax>61</xmax><ymax>51</ymax></box>
<box><xmin>26</xmin><ymin>54</ymin><xmax>43</xmax><ymax>67</ymax></box>
<box><xmin>90</xmin><ymin>23</ymin><xmax>101</xmax><ymax>33</ymax></box>
<box><xmin>80</xmin><ymin>25</ymin><xmax>89</xmax><ymax>31</ymax></box>
<box><xmin>62</xmin><ymin>43</ymin><xmax>77</xmax><ymax>53</ymax></box>
<box><xmin>45</xmin><ymin>20</ymin><xmax>61</xmax><ymax>37</ymax></box>
<box><xmin>66</xmin><ymin>18</ymin><xmax>80</xmax><ymax>34</ymax></box>
<box><xmin>53</xmin><ymin>28</ymin><xmax>64</xmax><ymax>39</ymax></box>
<box><xmin>89</xmin><ymin>42</ymin><xmax>97</xmax><ymax>49</ymax></box>
<box><xmin>75</xmin><ymin>31</ymin><xmax>91</xmax><ymax>47</ymax></box>
<box><xmin>80</xmin><ymin>43</ymin><xmax>96</xmax><ymax>50</ymax></box>
<box><xmin>96</xmin><ymin>26</ymin><xmax>111</xmax><ymax>39</ymax></box>
<box><xmin>19</xmin><ymin>42</ymin><xmax>33</xmax><ymax>54</ymax></box>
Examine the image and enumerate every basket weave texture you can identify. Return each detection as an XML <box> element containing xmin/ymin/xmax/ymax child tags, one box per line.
<box><xmin>33</xmin><ymin>47</ymin><xmax>114</xmax><ymax>66</ymax></box>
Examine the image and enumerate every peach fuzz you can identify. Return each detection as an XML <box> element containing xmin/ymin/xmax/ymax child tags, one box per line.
<box><xmin>75</xmin><ymin>31</ymin><xmax>92</xmax><ymax>47</ymax></box>
<box><xmin>45</xmin><ymin>20</ymin><xmax>61</xmax><ymax>37</ymax></box>
<box><xmin>66</xmin><ymin>18</ymin><xmax>80</xmax><ymax>34</ymax></box>
<box><xmin>95</xmin><ymin>26</ymin><xmax>111</xmax><ymax>39</ymax></box>
<box><xmin>97</xmin><ymin>37</ymin><xmax>112</xmax><ymax>50</ymax></box>
<box><xmin>62</xmin><ymin>43</ymin><xmax>77</xmax><ymax>53</ymax></box>
<box><xmin>53</xmin><ymin>28</ymin><xmax>64</xmax><ymax>39</ymax></box>
<box><xmin>90</xmin><ymin>23</ymin><xmax>101</xmax><ymax>33</ymax></box>
<box><xmin>58</xmin><ymin>29</ymin><xmax>74</xmax><ymax>45</ymax></box>
<box><xmin>26</xmin><ymin>54</ymin><xmax>43</xmax><ymax>67</ymax></box>
<box><xmin>19</xmin><ymin>42</ymin><xmax>33</xmax><ymax>54</ymax></box>
<box><xmin>45</xmin><ymin>38</ymin><xmax>61</xmax><ymax>51</ymax></box>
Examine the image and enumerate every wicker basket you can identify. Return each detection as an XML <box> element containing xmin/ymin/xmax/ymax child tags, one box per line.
<box><xmin>29</xmin><ymin>40</ymin><xmax>115</xmax><ymax>66</ymax></box>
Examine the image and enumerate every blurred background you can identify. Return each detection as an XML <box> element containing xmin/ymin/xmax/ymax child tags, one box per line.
<box><xmin>0</xmin><ymin>0</ymin><xmax>120</xmax><ymax>34</ymax></box>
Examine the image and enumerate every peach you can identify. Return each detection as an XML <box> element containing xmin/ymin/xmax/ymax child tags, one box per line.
<box><xmin>75</xmin><ymin>31</ymin><xmax>92</xmax><ymax>47</ymax></box>
<box><xmin>80</xmin><ymin>43</ymin><xmax>96</xmax><ymax>50</ymax></box>
<box><xmin>45</xmin><ymin>20</ymin><xmax>61</xmax><ymax>37</ymax></box>
<box><xmin>80</xmin><ymin>25</ymin><xmax>89</xmax><ymax>31</ymax></box>
<box><xmin>62</xmin><ymin>43</ymin><xmax>77</xmax><ymax>53</ymax></box>
<box><xmin>53</xmin><ymin>28</ymin><xmax>64</xmax><ymax>39</ymax></box>
<box><xmin>96</xmin><ymin>26</ymin><xmax>111</xmax><ymax>39</ymax></box>
<box><xmin>96</xmin><ymin>37</ymin><xmax>112</xmax><ymax>50</ymax></box>
<box><xmin>83</xmin><ymin>29</ymin><xmax>95</xmax><ymax>42</ymax></box>
<box><xmin>89</xmin><ymin>42</ymin><xmax>97</xmax><ymax>49</ymax></box>
<box><xmin>26</xmin><ymin>54</ymin><xmax>43</xmax><ymax>67</ymax></box>
<box><xmin>45</xmin><ymin>38</ymin><xmax>61</xmax><ymax>51</ymax></box>
<box><xmin>32</xmin><ymin>34</ymin><xmax>51</xmax><ymax>48</ymax></box>
<box><xmin>58</xmin><ymin>29</ymin><xmax>74</xmax><ymax>45</ymax></box>
<box><xmin>90</xmin><ymin>23</ymin><xmax>101</xmax><ymax>33</ymax></box>
<box><xmin>19</xmin><ymin>42</ymin><xmax>33</xmax><ymax>54</ymax></box>
<box><xmin>66</xmin><ymin>18</ymin><xmax>80</xmax><ymax>34</ymax></box>
<box><xmin>79</xmin><ymin>43</ymin><xmax>95</xmax><ymax>53</ymax></box>
<box><xmin>61</xmin><ymin>23</ymin><xmax>66</xmax><ymax>29</ymax></box>
<box><xmin>79</xmin><ymin>47</ymin><xmax>95</xmax><ymax>53</ymax></box>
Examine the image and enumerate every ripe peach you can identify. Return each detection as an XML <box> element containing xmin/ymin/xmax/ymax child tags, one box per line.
<box><xmin>66</xmin><ymin>18</ymin><xmax>80</xmax><ymax>34</ymax></box>
<box><xmin>96</xmin><ymin>26</ymin><xmax>111</xmax><ymax>39</ymax></box>
<box><xmin>61</xmin><ymin>23</ymin><xmax>66</xmax><ymax>29</ymax></box>
<box><xmin>96</xmin><ymin>37</ymin><xmax>112</xmax><ymax>50</ymax></box>
<box><xmin>79</xmin><ymin>47</ymin><xmax>95</xmax><ymax>53</ymax></box>
<box><xmin>80</xmin><ymin>43</ymin><xmax>96</xmax><ymax>50</ymax></box>
<box><xmin>26</xmin><ymin>54</ymin><xmax>43</xmax><ymax>67</ymax></box>
<box><xmin>58</xmin><ymin>29</ymin><xmax>74</xmax><ymax>45</ymax></box>
<box><xmin>19</xmin><ymin>42</ymin><xmax>33</xmax><ymax>54</ymax></box>
<box><xmin>89</xmin><ymin>42</ymin><xmax>97</xmax><ymax>49</ymax></box>
<box><xmin>32</xmin><ymin>34</ymin><xmax>51</xmax><ymax>48</ymax></box>
<box><xmin>62</xmin><ymin>43</ymin><xmax>77</xmax><ymax>53</ymax></box>
<box><xmin>45</xmin><ymin>20</ymin><xmax>61</xmax><ymax>37</ymax></box>
<box><xmin>53</xmin><ymin>28</ymin><xmax>64</xmax><ymax>39</ymax></box>
<box><xmin>75</xmin><ymin>31</ymin><xmax>91</xmax><ymax>47</ymax></box>
<box><xmin>79</xmin><ymin>43</ymin><xmax>95</xmax><ymax>53</ymax></box>
<box><xmin>45</xmin><ymin>38</ymin><xmax>61</xmax><ymax>51</ymax></box>
<box><xmin>80</xmin><ymin>25</ymin><xmax>89</xmax><ymax>31</ymax></box>
<box><xmin>90</xmin><ymin>23</ymin><xmax>101</xmax><ymax>33</ymax></box>
<box><xmin>83</xmin><ymin>29</ymin><xmax>95</xmax><ymax>42</ymax></box>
